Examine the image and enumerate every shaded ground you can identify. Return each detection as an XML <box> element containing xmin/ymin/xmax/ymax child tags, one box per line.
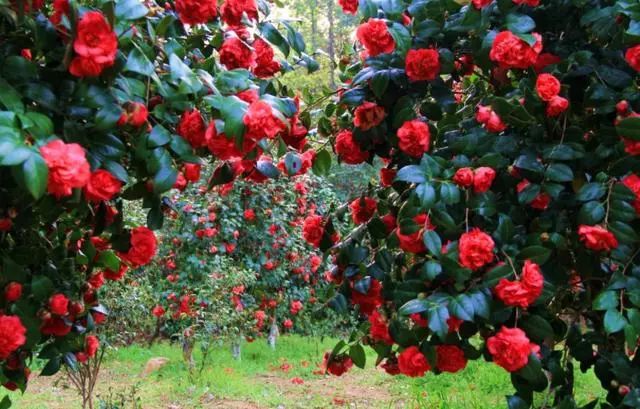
<box><xmin>8</xmin><ymin>336</ymin><xmax>604</xmax><ymax>409</ymax></box>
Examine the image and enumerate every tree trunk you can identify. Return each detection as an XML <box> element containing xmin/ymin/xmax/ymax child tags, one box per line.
<box><xmin>311</xmin><ymin>0</ymin><xmax>318</xmax><ymax>52</ymax></box>
<box><xmin>231</xmin><ymin>338</ymin><xmax>242</xmax><ymax>360</ymax></box>
<box><xmin>326</xmin><ymin>0</ymin><xmax>336</xmax><ymax>88</ymax></box>
<box><xmin>267</xmin><ymin>321</ymin><xmax>279</xmax><ymax>350</ymax></box>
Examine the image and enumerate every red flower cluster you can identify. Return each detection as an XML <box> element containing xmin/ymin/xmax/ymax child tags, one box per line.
<box><xmin>84</xmin><ymin>170</ymin><xmax>122</xmax><ymax>202</ymax></box>
<box><xmin>220</xmin><ymin>0</ymin><xmax>258</xmax><ymax>26</ymax></box>
<box><xmin>243</xmin><ymin>100</ymin><xmax>287</xmax><ymax>141</ymax></box>
<box><xmin>368</xmin><ymin>310</ymin><xmax>393</xmax><ymax>345</ymax></box>
<box><xmin>335</xmin><ymin>130</ymin><xmax>369</xmax><ymax>164</ymax></box>
<box><xmin>354</xmin><ymin>102</ymin><xmax>386</xmax><ymax>131</ymax></box>
<box><xmin>487</xmin><ymin>327</ymin><xmax>539</xmax><ymax>372</ymax></box>
<box><xmin>175</xmin><ymin>0</ymin><xmax>217</xmax><ymax>25</ymax></box>
<box><xmin>252</xmin><ymin>38</ymin><xmax>281</xmax><ymax>78</ymax></box>
<box><xmin>40</xmin><ymin>140</ymin><xmax>91</xmax><ymax>199</ymax></box>
<box><xmin>349</xmin><ymin>197</ymin><xmax>377</xmax><ymax>225</ymax></box>
<box><xmin>398</xmin><ymin>346</ymin><xmax>430</xmax><ymax>377</ymax></box>
<box><xmin>338</xmin><ymin>0</ymin><xmax>358</xmax><ymax>14</ymax></box>
<box><xmin>396</xmin><ymin>214</ymin><xmax>434</xmax><ymax>254</ymax></box>
<box><xmin>489</xmin><ymin>31</ymin><xmax>542</xmax><ymax>69</ymax></box>
<box><xmin>118</xmin><ymin>102</ymin><xmax>148</xmax><ymax>127</ymax></box>
<box><xmin>517</xmin><ymin>179</ymin><xmax>551</xmax><ymax>210</ymax></box>
<box><xmin>536</xmin><ymin>73</ymin><xmax>568</xmax><ymax>117</ymax></box>
<box><xmin>494</xmin><ymin>260</ymin><xmax>544</xmax><ymax>308</ymax></box>
<box><xmin>622</xmin><ymin>173</ymin><xmax>640</xmax><ymax>214</ymax></box>
<box><xmin>69</xmin><ymin>11</ymin><xmax>118</xmax><ymax>77</ymax></box>
<box><xmin>453</xmin><ymin>167</ymin><xmax>496</xmax><ymax>194</ymax></box>
<box><xmin>220</xmin><ymin>36</ymin><xmax>255</xmax><ymax>70</ymax></box>
<box><xmin>119</xmin><ymin>226</ymin><xmax>158</xmax><ymax>267</ymax></box>
<box><xmin>578</xmin><ymin>225</ymin><xmax>618</xmax><ymax>252</ymax></box>
<box><xmin>397</xmin><ymin>120</ymin><xmax>431</xmax><ymax>158</ymax></box>
<box><xmin>458</xmin><ymin>228</ymin><xmax>495</xmax><ymax>271</ymax></box>
<box><xmin>476</xmin><ymin>105</ymin><xmax>507</xmax><ymax>133</ymax></box>
<box><xmin>356</xmin><ymin>19</ymin><xmax>395</xmax><ymax>57</ymax></box>
<box><xmin>323</xmin><ymin>353</ymin><xmax>353</xmax><ymax>376</ymax></box>
<box><xmin>351</xmin><ymin>278</ymin><xmax>383</xmax><ymax>316</ymax></box>
<box><xmin>405</xmin><ymin>49</ymin><xmax>440</xmax><ymax>82</ymax></box>
<box><xmin>0</xmin><ymin>315</ymin><xmax>26</xmax><ymax>359</ymax></box>
<box><xmin>435</xmin><ymin>345</ymin><xmax>467</xmax><ymax>373</ymax></box>
<box><xmin>178</xmin><ymin>109</ymin><xmax>208</xmax><ymax>148</ymax></box>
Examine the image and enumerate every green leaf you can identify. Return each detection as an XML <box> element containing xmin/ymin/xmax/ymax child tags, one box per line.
<box><xmin>520</xmin><ymin>315</ymin><xmax>554</xmax><ymax>343</ymax></box>
<box><xmin>148</xmin><ymin>125</ymin><xmax>172</xmax><ymax>148</ymax></box>
<box><xmin>215</xmin><ymin>69</ymin><xmax>252</xmax><ymax>95</ymax></box>
<box><xmin>422</xmin><ymin>261</ymin><xmax>442</xmax><ymax>280</ymax></box>
<box><xmin>0</xmin><ymin>396</ymin><xmax>11</xmax><ymax>409</ymax></box>
<box><xmin>423</xmin><ymin>230</ymin><xmax>442</xmax><ymax>257</ymax></box>
<box><xmin>616</xmin><ymin>115</ymin><xmax>640</xmax><ymax>141</ymax></box>
<box><xmin>506</xmin><ymin>13</ymin><xmax>535</xmax><ymax>33</ymax></box>
<box><xmin>398</xmin><ymin>298</ymin><xmax>428</xmax><ymax>315</ymax></box>
<box><xmin>153</xmin><ymin>166</ymin><xmax>177</xmax><ymax>194</ymax></box>
<box><xmin>260</xmin><ymin>22</ymin><xmax>290</xmax><ymax>57</ymax></box>
<box><xmin>545</xmin><ymin>163</ymin><xmax>574</xmax><ymax>182</ymax></box>
<box><xmin>416</xmin><ymin>183</ymin><xmax>436</xmax><ymax>208</ymax></box>
<box><xmin>349</xmin><ymin>344</ymin><xmax>366</xmax><ymax>369</ymax></box>
<box><xmin>395</xmin><ymin>165</ymin><xmax>427</xmax><ymax>183</ymax></box>
<box><xmin>283</xmin><ymin>152</ymin><xmax>302</xmax><ymax>175</ymax></box>
<box><xmin>592</xmin><ymin>290</ymin><xmax>618</xmax><ymax>310</ymax></box>
<box><xmin>517</xmin><ymin>246</ymin><xmax>551</xmax><ymax>265</ymax></box>
<box><xmin>428</xmin><ymin>304</ymin><xmax>450</xmax><ymax>339</ymax></box>
<box><xmin>125</xmin><ymin>48</ymin><xmax>155</xmax><ymax>76</ymax></box>
<box><xmin>31</xmin><ymin>276</ymin><xmax>53</xmax><ymax>301</ymax></box>
<box><xmin>575</xmin><ymin>183</ymin><xmax>606</xmax><ymax>201</ymax></box>
<box><xmin>0</xmin><ymin>77</ymin><xmax>24</xmax><ymax>113</ymax></box>
<box><xmin>312</xmin><ymin>149</ymin><xmax>331</xmax><ymax>176</ymax></box>
<box><xmin>40</xmin><ymin>357</ymin><xmax>61</xmax><ymax>376</ymax></box>
<box><xmin>450</xmin><ymin>294</ymin><xmax>474</xmax><ymax>321</ymax></box>
<box><xmin>604</xmin><ymin>309</ymin><xmax>627</xmax><ymax>333</ymax></box>
<box><xmin>204</xmin><ymin>95</ymin><xmax>248</xmax><ymax>139</ymax></box>
<box><xmin>21</xmin><ymin>112</ymin><xmax>53</xmax><ymax>138</ymax></box>
<box><xmin>115</xmin><ymin>0</ymin><xmax>149</xmax><ymax>20</ymax></box>
<box><xmin>439</xmin><ymin>183</ymin><xmax>460</xmax><ymax>204</ymax></box>
<box><xmin>609</xmin><ymin>221</ymin><xmax>639</xmax><ymax>243</ymax></box>
<box><xmin>506</xmin><ymin>395</ymin><xmax>530</xmax><ymax>409</ymax></box>
<box><xmin>98</xmin><ymin>250</ymin><xmax>120</xmax><ymax>271</ymax></box>
<box><xmin>577</xmin><ymin>202</ymin><xmax>605</xmax><ymax>225</ymax></box>
<box><xmin>18</xmin><ymin>151</ymin><xmax>48</xmax><ymax>199</ymax></box>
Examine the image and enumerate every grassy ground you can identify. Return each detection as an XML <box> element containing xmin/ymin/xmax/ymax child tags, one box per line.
<box><xmin>7</xmin><ymin>335</ymin><xmax>604</xmax><ymax>409</ymax></box>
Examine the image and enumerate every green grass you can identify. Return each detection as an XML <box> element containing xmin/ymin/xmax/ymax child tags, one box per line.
<box><xmin>8</xmin><ymin>335</ymin><xmax>605</xmax><ymax>409</ymax></box>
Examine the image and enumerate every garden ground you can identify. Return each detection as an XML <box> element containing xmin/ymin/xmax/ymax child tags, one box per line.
<box><xmin>9</xmin><ymin>336</ymin><xmax>604</xmax><ymax>409</ymax></box>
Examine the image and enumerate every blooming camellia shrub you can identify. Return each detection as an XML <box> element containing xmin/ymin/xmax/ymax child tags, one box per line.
<box><xmin>314</xmin><ymin>0</ymin><xmax>640</xmax><ymax>407</ymax></box>
<box><xmin>0</xmin><ymin>0</ymin><xmax>319</xmax><ymax>405</ymax></box>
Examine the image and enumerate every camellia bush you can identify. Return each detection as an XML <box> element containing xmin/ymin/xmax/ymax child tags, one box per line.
<box><xmin>0</xmin><ymin>0</ymin><xmax>321</xmax><ymax>406</ymax></box>
<box><xmin>311</xmin><ymin>0</ymin><xmax>640</xmax><ymax>407</ymax></box>
<box><xmin>140</xmin><ymin>174</ymin><xmax>344</xmax><ymax>355</ymax></box>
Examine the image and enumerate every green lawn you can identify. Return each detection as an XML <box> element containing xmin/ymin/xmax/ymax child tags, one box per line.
<box><xmin>8</xmin><ymin>335</ymin><xmax>604</xmax><ymax>408</ymax></box>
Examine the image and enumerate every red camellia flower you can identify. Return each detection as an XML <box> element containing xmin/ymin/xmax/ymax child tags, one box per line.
<box><xmin>405</xmin><ymin>49</ymin><xmax>440</xmax><ymax>82</ymax></box>
<box><xmin>354</xmin><ymin>102</ymin><xmax>386</xmax><ymax>131</ymax></box>
<box><xmin>0</xmin><ymin>218</ymin><xmax>11</xmax><ymax>232</ymax></box>
<box><xmin>252</xmin><ymin>37</ymin><xmax>281</xmax><ymax>78</ymax></box>
<box><xmin>104</xmin><ymin>264</ymin><xmax>128</xmax><ymax>281</ymax></box>
<box><xmin>220</xmin><ymin>36</ymin><xmax>256</xmax><ymax>70</ymax></box>
<box><xmin>69</xmin><ymin>11</ymin><xmax>118</xmax><ymax>77</ymax></box>
<box><xmin>41</xmin><ymin>317</ymin><xmax>72</xmax><ymax>337</ymax></box>
<box><xmin>283</xmin><ymin>319</ymin><xmax>293</xmax><ymax>329</ymax></box>
<box><xmin>487</xmin><ymin>327</ymin><xmax>538</xmax><ymax>372</ymax></box>
<box><xmin>49</xmin><ymin>293</ymin><xmax>69</xmax><ymax>316</ymax></box>
<box><xmin>495</xmin><ymin>260</ymin><xmax>544</xmax><ymax>308</ymax></box>
<box><xmin>621</xmin><ymin>174</ymin><xmax>640</xmax><ymax>214</ymax></box>
<box><xmin>40</xmin><ymin>140</ymin><xmax>91</xmax><ymax>199</ymax></box>
<box><xmin>119</xmin><ymin>226</ymin><xmax>158</xmax><ymax>267</ymax></box>
<box><xmin>323</xmin><ymin>353</ymin><xmax>353</xmax><ymax>376</ymax></box>
<box><xmin>368</xmin><ymin>310</ymin><xmax>393</xmax><ymax>345</ymax></box>
<box><xmin>220</xmin><ymin>0</ymin><xmax>258</xmax><ymax>26</ymax></box>
<box><xmin>118</xmin><ymin>102</ymin><xmax>148</xmax><ymax>127</ymax></box>
<box><xmin>472</xmin><ymin>167</ymin><xmax>496</xmax><ymax>194</ymax></box>
<box><xmin>4</xmin><ymin>282</ymin><xmax>22</xmax><ymax>302</ymax></box>
<box><xmin>397</xmin><ymin>214</ymin><xmax>433</xmax><ymax>254</ymax></box>
<box><xmin>436</xmin><ymin>345</ymin><xmax>467</xmax><ymax>373</ymax></box>
<box><xmin>489</xmin><ymin>31</ymin><xmax>542</xmax><ymax>69</ymax></box>
<box><xmin>290</xmin><ymin>300</ymin><xmax>303</xmax><ymax>315</ymax></box>
<box><xmin>356</xmin><ymin>19</ymin><xmax>395</xmax><ymax>57</ymax></box>
<box><xmin>475</xmin><ymin>105</ymin><xmax>507</xmax><ymax>133</ymax></box>
<box><xmin>0</xmin><ymin>315</ymin><xmax>26</xmax><ymax>359</ymax></box>
<box><xmin>83</xmin><ymin>170</ymin><xmax>122</xmax><ymax>202</ymax></box>
<box><xmin>535</xmin><ymin>73</ymin><xmax>561</xmax><ymax>101</ymax></box>
<box><xmin>338</xmin><ymin>0</ymin><xmax>358</xmax><ymax>14</ymax></box>
<box><xmin>177</xmin><ymin>109</ymin><xmax>207</xmax><ymax>148</ymax></box>
<box><xmin>397</xmin><ymin>120</ymin><xmax>431</xmax><ymax>157</ymax></box>
<box><xmin>533</xmin><ymin>53</ymin><xmax>561</xmax><ymax>73</ymax></box>
<box><xmin>175</xmin><ymin>0</ymin><xmax>217</xmax><ymax>25</ymax></box>
<box><xmin>351</xmin><ymin>278</ymin><xmax>383</xmax><ymax>316</ymax></box>
<box><xmin>243</xmin><ymin>100</ymin><xmax>287</xmax><ymax>141</ymax></box>
<box><xmin>453</xmin><ymin>167</ymin><xmax>474</xmax><ymax>188</ymax></box>
<box><xmin>152</xmin><ymin>305</ymin><xmax>165</xmax><ymax>318</ymax></box>
<box><xmin>50</xmin><ymin>0</ymin><xmax>69</xmax><ymax>25</ymax></box>
<box><xmin>183</xmin><ymin>163</ymin><xmax>201</xmax><ymax>182</ymax></box>
<box><xmin>380</xmin><ymin>168</ymin><xmax>397</xmax><ymax>187</ymax></box>
<box><xmin>545</xmin><ymin>95</ymin><xmax>569</xmax><ymax>117</ymax></box>
<box><xmin>578</xmin><ymin>225</ymin><xmax>618</xmax><ymax>252</ymax></box>
<box><xmin>335</xmin><ymin>129</ymin><xmax>369</xmax><ymax>164</ymax></box>
<box><xmin>398</xmin><ymin>346</ymin><xmax>430</xmax><ymax>377</ymax></box>
<box><xmin>472</xmin><ymin>0</ymin><xmax>492</xmax><ymax>8</ymax></box>
<box><xmin>349</xmin><ymin>197</ymin><xmax>377</xmax><ymax>225</ymax></box>
<box><xmin>513</xmin><ymin>0</ymin><xmax>539</xmax><ymax>6</ymax></box>
<box><xmin>625</xmin><ymin>45</ymin><xmax>640</xmax><ymax>72</ymax></box>
<box><xmin>85</xmin><ymin>335</ymin><xmax>99</xmax><ymax>358</ymax></box>
<box><xmin>516</xmin><ymin>179</ymin><xmax>551</xmax><ymax>210</ymax></box>
<box><xmin>302</xmin><ymin>214</ymin><xmax>324</xmax><ymax>247</ymax></box>
<box><xmin>458</xmin><ymin>228</ymin><xmax>495</xmax><ymax>271</ymax></box>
